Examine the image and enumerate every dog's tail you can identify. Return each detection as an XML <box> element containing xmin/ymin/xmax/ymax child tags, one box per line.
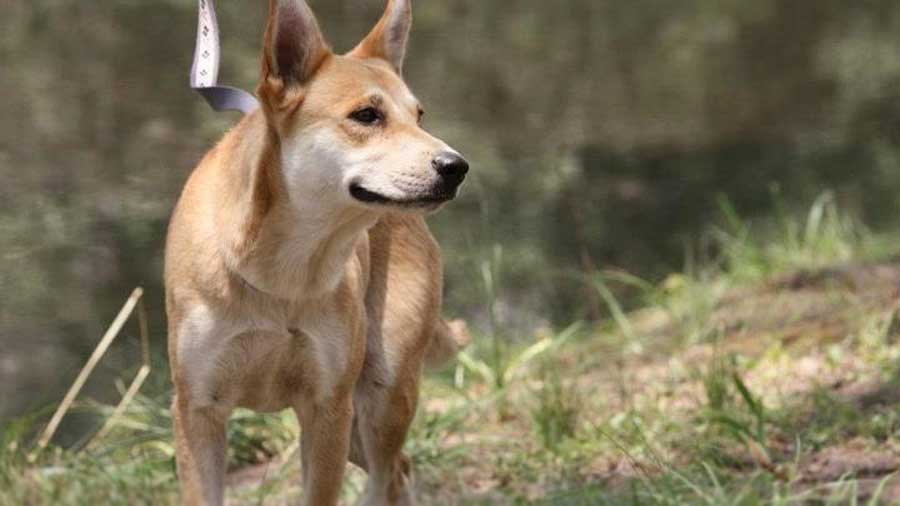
<box><xmin>424</xmin><ymin>318</ymin><xmax>473</xmax><ymax>370</ymax></box>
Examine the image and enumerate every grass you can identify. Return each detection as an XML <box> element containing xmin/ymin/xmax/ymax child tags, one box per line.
<box><xmin>4</xmin><ymin>194</ymin><xmax>900</xmax><ymax>504</ymax></box>
<box><xmin>531</xmin><ymin>362</ymin><xmax>581</xmax><ymax>453</ymax></box>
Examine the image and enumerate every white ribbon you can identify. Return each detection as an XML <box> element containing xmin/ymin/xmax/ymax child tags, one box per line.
<box><xmin>190</xmin><ymin>0</ymin><xmax>259</xmax><ymax>114</ymax></box>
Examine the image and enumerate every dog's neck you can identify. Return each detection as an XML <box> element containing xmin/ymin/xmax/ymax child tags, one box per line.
<box><xmin>239</xmin><ymin>201</ymin><xmax>377</xmax><ymax>301</ymax></box>
<box><xmin>219</xmin><ymin>114</ymin><xmax>379</xmax><ymax>301</ymax></box>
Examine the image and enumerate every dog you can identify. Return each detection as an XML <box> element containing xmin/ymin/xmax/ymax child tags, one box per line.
<box><xmin>164</xmin><ymin>1</ymin><xmax>471</xmax><ymax>504</ymax></box>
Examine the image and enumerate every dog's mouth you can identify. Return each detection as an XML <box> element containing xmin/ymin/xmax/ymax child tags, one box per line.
<box><xmin>349</xmin><ymin>183</ymin><xmax>456</xmax><ymax>209</ymax></box>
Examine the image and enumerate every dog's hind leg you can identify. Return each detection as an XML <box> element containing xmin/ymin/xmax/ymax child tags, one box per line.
<box><xmin>352</xmin><ymin>376</ymin><xmax>419</xmax><ymax>506</ymax></box>
<box><xmin>172</xmin><ymin>394</ymin><xmax>230</xmax><ymax>506</ymax></box>
<box><xmin>349</xmin><ymin>318</ymin><xmax>470</xmax><ymax>505</ymax></box>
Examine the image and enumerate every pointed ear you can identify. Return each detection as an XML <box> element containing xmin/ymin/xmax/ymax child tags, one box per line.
<box><xmin>260</xmin><ymin>0</ymin><xmax>330</xmax><ymax>92</ymax></box>
<box><xmin>349</xmin><ymin>0</ymin><xmax>412</xmax><ymax>74</ymax></box>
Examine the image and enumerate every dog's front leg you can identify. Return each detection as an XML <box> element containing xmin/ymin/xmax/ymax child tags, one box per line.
<box><xmin>172</xmin><ymin>394</ymin><xmax>230</xmax><ymax>506</ymax></box>
<box><xmin>294</xmin><ymin>394</ymin><xmax>354</xmax><ymax>506</ymax></box>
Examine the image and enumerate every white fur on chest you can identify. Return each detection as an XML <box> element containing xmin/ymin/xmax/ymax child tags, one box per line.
<box><xmin>176</xmin><ymin>298</ymin><xmax>355</xmax><ymax>410</ymax></box>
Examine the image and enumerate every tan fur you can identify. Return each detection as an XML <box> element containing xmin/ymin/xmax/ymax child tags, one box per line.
<box><xmin>165</xmin><ymin>1</ymin><xmax>468</xmax><ymax>505</ymax></box>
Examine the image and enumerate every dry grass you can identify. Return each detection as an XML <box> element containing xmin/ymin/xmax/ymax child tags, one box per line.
<box><xmin>3</xmin><ymin>199</ymin><xmax>900</xmax><ymax>505</ymax></box>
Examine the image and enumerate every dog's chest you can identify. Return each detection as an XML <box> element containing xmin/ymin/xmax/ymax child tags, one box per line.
<box><xmin>178</xmin><ymin>302</ymin><xmax>355</xmax><ymax>412</ymax></box>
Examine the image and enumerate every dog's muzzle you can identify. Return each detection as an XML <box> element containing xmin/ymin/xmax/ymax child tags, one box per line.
<box><xmin>349</xmin><ymin>152</ymin><xmax>470</xmax><ymax>209</ymax></box>
<box><xmin>432</xmin><ymin>152</ymin><xmax>469</xmax><ymax>191</ymax></box>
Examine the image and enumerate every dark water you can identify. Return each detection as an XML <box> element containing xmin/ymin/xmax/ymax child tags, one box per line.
<box><xmin>3</xmin><ymin>0</ymin><xmax>900</xmax><ymax>433</ymax></box>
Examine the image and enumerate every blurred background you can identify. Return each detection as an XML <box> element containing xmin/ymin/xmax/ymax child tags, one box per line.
<box><xmin>3</xmin><ymin>0</ymin><xmax>900</xmax><ymax>434</ymax></box>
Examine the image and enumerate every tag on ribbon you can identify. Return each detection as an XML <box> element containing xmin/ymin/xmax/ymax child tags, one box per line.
<box><xmin>190</xmin><ymin>0</ymin><xmax>260</xmax><ymax>114</ymax></box>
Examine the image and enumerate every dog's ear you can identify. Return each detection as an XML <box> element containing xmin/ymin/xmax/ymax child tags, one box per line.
<box><xmin>259</xmin><ymin>0</ymin><xmax>330</xmax><ymax>103</ymax></box>
<box><xmin>349</xmin><ymin>0</ymin><xmax>412</xmax><ymax>74</ymax></box>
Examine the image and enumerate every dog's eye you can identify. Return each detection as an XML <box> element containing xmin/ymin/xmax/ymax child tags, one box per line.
<box><xmin>349</xmin><ymin>107</ymin><xmax>382</xmax><ymax>125</ymax></box>
<box><xmin>417</xmin><ymin>107</ymin><xmax>425</xmax><ymax>124</ymax></box>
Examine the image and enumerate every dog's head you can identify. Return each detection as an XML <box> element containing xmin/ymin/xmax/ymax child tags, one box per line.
<box><xmin>257</xmin><ymin>0</ymin><xmax>468</xmax><ymax>213</ymax></box>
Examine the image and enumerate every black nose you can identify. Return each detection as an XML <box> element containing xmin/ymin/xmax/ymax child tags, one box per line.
<box><xmin>432</xmin><ymin>152</ymin><xmax>469</xmax><ymax>186</ymax></box>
